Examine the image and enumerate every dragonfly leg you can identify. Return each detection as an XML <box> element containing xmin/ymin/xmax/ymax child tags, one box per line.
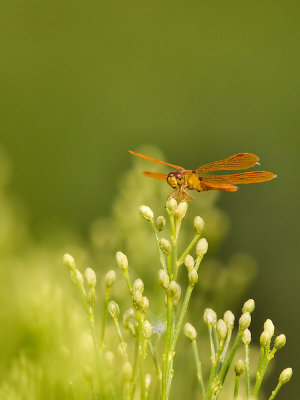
<box><xmin>181</xmin><ymin>187</ymin><xmax>194</xmax><ymax>202</ymax></box>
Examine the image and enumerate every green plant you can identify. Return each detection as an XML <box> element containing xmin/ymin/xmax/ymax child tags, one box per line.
<box><xmin>63</xmin><ymin>199</ymin><xmax>292</xmax><ymax>400</ymax></box>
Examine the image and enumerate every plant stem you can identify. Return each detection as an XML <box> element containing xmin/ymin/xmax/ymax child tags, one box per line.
<box><xmin>149</xmin><ymin>340</ymin><xmax>162</xmax><ymax>382</ymax></box>
<box><xmin>150</xmin><ymin>221</ymin><xmax>167</xmax><ymax>272</ymax></box>
<box><xmin>100</xmin><ymin>286</ymin><xmax>110</xmax><ymax>347</ymax></box>
<box><xmin>245</xmin><ymin>342</ymin><xmax>250</xmax><ymax>398</ymax></box>
<box><xmin>253</xmin><ymin>344</ymin><xmax>270</xmax><ymax>397</ymax></box>
<box><xmin>177</xmin><ymin>233</ymin><xmax>200</xmax><ymax>268</ymax></box>
<box><xmin>268</xmin><ymin>382</ymin><xmax>283</xmax><ymax>400</ymax></box>
<box><xmin>233</xmin><ymin>375</ymin><xmax>240</xmax><ymax>399</ymax></box>
<box><xmin>192</xmin><ymin>339</ymin><xmax>206</xmax><ymax>399</ymax></box>
<box><xmin>137</xmin><ymin>312</ymin><xmax>146</xmax><ymax>400</ymax></box>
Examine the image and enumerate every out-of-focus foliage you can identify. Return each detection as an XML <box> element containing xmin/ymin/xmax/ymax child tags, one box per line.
<box><xmin>0</xmin><ymin>148</ymin><xmax>260</xmax><ymax>399</ymax></box>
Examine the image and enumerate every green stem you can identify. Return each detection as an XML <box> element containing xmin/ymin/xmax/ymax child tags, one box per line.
<box><xmin>162</xmin><ymin>297</ymin><xmax>173</xmax><ymax>400</ymax></box>
<box><xmin>233</xmin><ymin>375</ymin><xmax>240</xmax><ymax>399</ymax></box>
<box><xmin>177</xmin><ymin>233</ymin><xmax>200</xmax><ymax>268</ymax></box>
<box><xmin>245</xmin><ymin>343</ymin><xmax>250</xmax><ymax>398</ymax></box>
<box><xmin>150</xmin><ymin>221</ymin><xmax>167</xmax><ymax>272</ymax></box>
<box><xmin>253</xmin><ymin>344</ymin><xmax>270</xmax><ymax>397</ymax></box>
<box><xmin>112</xmin><ymin>318</ymin><xmax>128</xmax><ymax>360</ymax></box>
<box><xmin>149</xmin><ymin>340</ymin><xmax>162</xmax><ymax>382</ymax></box>
<box><xmin>268</xmin><ymin>382</ymin><xmax>283</xmax><ymax>400</ymax></box>
<box><xmin>192</xmin><ymin>339</ymin><xmax>206</xmax><ymax>399</ymax></box>
<box><xmin>130</xmin><ymin>337</ymin><xmax>139</xmax><ymax>400</ymax></box>
<box><xmin>100</xmin><ymin>286</ymin><xmax>110</xmax><ymax>347</ymax></box>
<box><xmin>217</xmin><ymin>328</ymin><xmax>233</xmax><ymax>374</ymax></box>
<box><xmin>137</xmin><ymin>312</ymin><xmax>146</xmax><ymax>400</ymax></box>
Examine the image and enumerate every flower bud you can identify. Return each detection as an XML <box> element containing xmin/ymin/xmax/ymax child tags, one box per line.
<box><xmin>105</xmin><ymin>270</ymin><xmax>116</xmax><ymax>287</ymax></box>
<box><xmin>203</xmin><ymin>308</ymin><xmax>217</xmax><ymax>326</ymax></box>
<box><xmin>194</xmin><ymin>216</ymin><xmax>205</xmax><ymax>235</ymax></box>
<box><xmin>63</xmin><ymin>253</ymin><xmax>76</xmax><ymax>270</ymax></box>
<box><xmin>116</xmin><ymin>251</ymin><xmax>128</xmax><ymax>272</ymax></box>
<box><xmin>279</xmin><ymin>367</ymin><xmax>292</xmax><ymax>384</ymax></box>
<box><xmin>224</xmin><ymin>310</ymin><xmax>235</xmax><ymax>330</ymax></box>
<box><xmin>108</xmin><ymin>300</ymin><xmax>120</xmax><ymax>320</ymax></box>
<box><xmin>166</xmin><ymin>198</ymin><xmax>177</xmax><ymax>214</ymax></box>
<box><xmin>128</xmin><ymin>319</ymin><xmax>138</xmax><ymax>336</ymax></box>
<box><xmin>84</xmin><ymin>267</ymin><xmax>97</xmax><ymax>288</ymax></box>
<box><xmin>184</xmin><ymin>322</ymin><xmax>197</xmax><ymax>341</ymax></box>
<box><xmin>242</xmin><ymin>299</ymin><xmax>255</xmax><ymax>314</ymax></box>
<box><xmin>123</xmin><ymin>308</ymin><xmax>135</xmax><ymax>328</ymax></box>
<box><xmin>123</xmin><ymin>361</ymin><xmax>133</xmax><ymax>381</ymax></box>
<box><xmin>159</xmin><ymin>238</ymin><xmax>171</xmax><ymax>255</ymax></box>
<box><xmin>184</xmin><ymin>255</ymin><xmax>195</xmax><ymax>271</ymax></box>
<box><xmin>168</xmin><ymin>281</ymin><xmax>181</xmax><ymax>302</ymax></box>
<box><xmin>145</xmin><ymin>374</ymin><xmax>152</xmax><ymax>391</ymax></box>
<box><xmin>156</xmin><ymin>216</ymin><xmax>166</xmax><ymax>231</ymax></box>
<box><xmin>133</xmin><ymin>278</ymin><xmax>144</xmax><ymax>294</ymax></box>
<box><xmin>158</xmin><ymin>269</ymin><xmax>169</xmax><ymax>289</ymax></box>
<box><xmin>264</xmin><ymin>319</ymin><xmax>274</xmax><ymax>337</ymax></box>
<box><xmin>175</xmin><ymin>201</ymin><xmax>188</xmax><ymax>219</ymax></box>
<box><xmin>260</xmin><ymin>330</ymin><xmax>272</xmax><ymax>347</ymax></box>
<box><xmin>188</xmin><ymin>269</ymin><xmax>198</xmax><ymax>286</ymax></box>
<box><xmin>274</xmin><ymin>334</ymin><xmax>286</xmax><ymax>350</ymax></box>
<box><xmin>239</xmin><ymin>312</ymin><xmax>251</xmax><ymax>331</ymax></box>
<box><xmin>141</xmin><ymin>296</ymin><xmax>149</xmax><ymax>313</ymax></box>
<box><xmin>139</xmin><ymin>205</ymin><xmax>154</xmax><ymax>221</ymax></box>
<box><xmin>132</xmin><ymin>290</ymin><xmax>143</xmax><ymax>309</ymax></box>
<box><xmin>242</xmin><ymin>329</ymin><xmax>251</xmax><ymax>345</ymax></box>
<box><xmin>143</xmin><ymin>320</ymin><xmax>152</xmax><ymax>338</ymax></box>
<box><xmin>105</xmin><ymin>351</ymin><xmax>115</xmax><ymax>367</ymax></box>
<box><xmin>217</xmin><ymin>319</ymin><xmax>227</xmax><ymax>341</ymax></box>
<box><xmin>71</xmin><ymin>269</ymin><xmax>84</xmax><ymax>287</ymax></box>
<box><xmin>196</xmin><ymin>238</ymin><xmax>208</xmax><ymax>258</ymax></box>
<box><xmin>234</xmin><ymin>359</ymin><xmax>245</xmax><ymax>376</ymax></box>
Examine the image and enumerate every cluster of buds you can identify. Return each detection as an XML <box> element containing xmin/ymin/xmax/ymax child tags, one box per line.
<box><xmin>131</xmin><ymin>278</ymin><xmax>149</xmax><ymax>314</ymax></box>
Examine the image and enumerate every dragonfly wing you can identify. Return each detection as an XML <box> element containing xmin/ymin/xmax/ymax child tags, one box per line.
<box><xmin>195</xmin><ymin>153</ymin><xmax>260</xmax><ymax>174</ymax></box>
<box><xmin>202</xmin><ymin>171</ymin><xmax>277</xmax><ymax>185</ymax></box>
<box><xmin>129</xmin><ymin>150</ymin><xmax>185</xmax><ymax>170</ymax></box>
<box><xmin>143</xmin><ymin>171</ymin><xmax>167</xmax><ymax>180</ymax></box>
<box><xmin>203</xmin><ymin>182</ymin><xmax>239</xmax><ymax>192</ymax></box>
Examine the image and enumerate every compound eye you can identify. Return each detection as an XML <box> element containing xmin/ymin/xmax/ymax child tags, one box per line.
<box><xmin>177</xmin><ymin>174</ymin><xmax>182</xmax><ymax>180</ymax></box>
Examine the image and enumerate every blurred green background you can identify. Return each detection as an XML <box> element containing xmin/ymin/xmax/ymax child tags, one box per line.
<box><xmin>0</xmin><ymin>1</ymin><xmax>299</xmax><ymax>398</ymax></box>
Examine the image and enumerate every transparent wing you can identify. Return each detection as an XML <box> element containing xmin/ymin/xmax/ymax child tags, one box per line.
<box><xmin>202</xmin><ymin>171</ymin><xmax>277</xmax><ymax>184</ymax></box>
<box><xmin>143</xmin><ymin>171</ymin><xmax>167</xmax><ymax>180</ymax></box>
<box><xmin>195</xmin><ymin>153</ymin><xmax>260</xmax><ymax>174</ymax></box>
<box><xmin>129</xmin><ymin>150</ymin><xmax>185</xmax><ymax>170</ymax></box>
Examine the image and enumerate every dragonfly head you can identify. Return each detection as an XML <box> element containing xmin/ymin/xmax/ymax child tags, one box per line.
<box><xmin>167</xmin><ymin>171</ymin><xmax>184</xmax><ymax>189</ymax></box>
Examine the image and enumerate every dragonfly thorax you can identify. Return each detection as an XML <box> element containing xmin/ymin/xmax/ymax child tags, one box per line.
<box><xmin>167</xmin><ymin>171</ymin><xmax>184</xmax><ymax>189</ymax></box>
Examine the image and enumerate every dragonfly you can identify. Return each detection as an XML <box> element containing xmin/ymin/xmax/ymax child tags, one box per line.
<box><xmin>129</xmin><ymin>150</ymin><xmax>277</xmax><ymax>201</ymax></box>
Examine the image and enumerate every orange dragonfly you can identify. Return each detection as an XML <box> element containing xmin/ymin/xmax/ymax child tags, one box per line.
<box><xmin>129</xmin><ymin>150</ymin><xmax>277</xmax><ymax>201</ymax></box>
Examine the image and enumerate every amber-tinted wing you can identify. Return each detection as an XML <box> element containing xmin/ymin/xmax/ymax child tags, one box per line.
<box><xmin>203</xmin><ymin>182</ymin><xmax>239</xmax><ymax>192</ymax></box>
<box><xmin>143</xmin><ymin>171</ymin><xmax>167</xmax><ymax>180</ymax></box>
<box><xmin>129</xmin><ymin>150</ymin><xmax>185</xmax><ymax>170</ymax></box>
<box><xmin>202</xmin><ymin>171</ymin><xmax>277</xmax><ymax>185</ymax></box>
<box><xmin>195</xmin><ymin>153</ymin><xmax>259</xmax><ymax>174</ymax></box>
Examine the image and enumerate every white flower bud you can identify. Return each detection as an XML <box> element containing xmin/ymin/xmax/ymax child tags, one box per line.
<box><xmin>116</xmin><ymin>251</ymin><xmax>128</xmax><ymax>272</ymax></box>
<box><xmin>242</xmin><ymin>329</ymin><xmax>251</xmax><ymax>345</ymax></box>
<box><xmin>239</xmin><ymin>312</ymin><xmax>251</xmax><ymax>331</ymax></box>
<box><xmin>168</xmin><ymin>281</ymin><xmax>181</xmax><ymax>302</ymax></box>
<box><xmin>139</xmin><ymin>205</ymin><xmax>154</xmax><ymax>221</ymax></box>
<box><xmin>105</xmin><ymin>351</ymin><xmax>115</xmax><ymax>367</ymax></box>
<box><xmin>184</xmin><ymin>255</ymin><xmax>195</xmax><ymax>271</ymax></box>
<box><xmin>123</xmin><ymin>308</ymin><xmax>135</xmax><ymax>328</ymax></box>
<box><xmin>203</xmin><ymin>308</ymin><xmax>217</xmax><ymax>326</ymax></box>
<box><xmin>188</xmin><ymin>269</ymin><xmax>198</xmax><ymax>286</ymax></box>
<box><xmin>264</xmin><ymin>319</ymin><xmax>274</xmax><ymax>337</ymax></box>
<box><xmin>133</xmin><ymin>278</ymin><xmax>144</xmax><ymax>293</ymax></box>
<box><xmin>159</xmin><ymin>238</ymin><xmax>171</xmax><ymax>255</ymax></box>
<box><xmin>260</xmin><ymin>330</ymin><xmax>272</xmax><ymax>347</ymax></box>
<box><xmin>141</xmin><ymin>296</ymin><xmax>149</xmax><ymax>313</ymax></box>
<box><xmin>132</xmin><ymin>290</ymin><xmax>143</xmax><ymax>309</ymax></box>
<box><xmin>108</xmin><ymin>300</ymin><xmax>120</xmax><ymax>320</ymax></box>
<box><xmin>234</xmin><ymin>359</ymin><xmax>245</xmax><ymax>376</ymax></box>
<box><xmin>194</xmin><ymin>216</ymin><xmax>204</xmax><ymax>235</ymax></box>
<box><xmin>84</xmin><ymin>267</ymin><xmax>96</xmax><ymax>288</ymax></box>
<box><xmin>63</xmin><ymin>253</ymin><xmax>76</xmax><ymax>270</ymax></box>
<box><xmin>274</xmin><ymin>334</ymin><xmax>286</xmax><ymax>350</ymax></box>
<box><xmin>143</xmin><ymin>320</ymin><xmax>152</xmax><ymax>338</ymax></box>
<box><xmin>156</xmin><ymin>216</ymin><xmax>166</xmax><ymax>231</ymax></box>
<box><xmin>105</xmin><ymin>270</ymin><xmax>116</xmax><ymax>287</ymax></box>
<box><xmin>242</xmin><ymin>299</ymin><xmax>255</xmax><ymax>314</ymax></box>
<box><xmin>224</xmin><ymin>310</ymin><xmax>235</xmax><ymax>329</ymax></box>
<box><xmin>158</xmin><ymin>269</ymin><xmax>169</xmax><ymax>289</ymax></box>
<box><xmin>279</xmin><ymin>367</ymin><xmax>292</xmax><ymax>384</ymax></box>
<box><xmin>145</xmin><ymin>374</ymin><xmax>152</xmax><ymax>391</ymax></box>
<box><xmin>71</xmin><ymin>269</ymin><xmax>84</xmax><ymax>287</ymax></box>
<box><xmin>184</xmin><ymin>322</ymin><xmax>197</xmax><ymax>341</ymax></box>
<box><xmin>196</xmin><ymin>238</ymin><xmax>208</xmax><ymax>258</ymax></box>
<box><xmin>175</xmin><ymin>201</ymin><xmax>188</xmax><ymax>219</ymax></box>
<box><xmin>123</xmin><ymin>361</ymin><xmax>133</xmax><ymax>381</ymax></box>
<box><xmin>217</xmin><ymin>319</ymin><xmax>227</xmax><ymax>341</ymax></box>
<box><xmin>166</xmin><ymin>198</ymin><xmax>177</xmax><ymax>214</ymax></box>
